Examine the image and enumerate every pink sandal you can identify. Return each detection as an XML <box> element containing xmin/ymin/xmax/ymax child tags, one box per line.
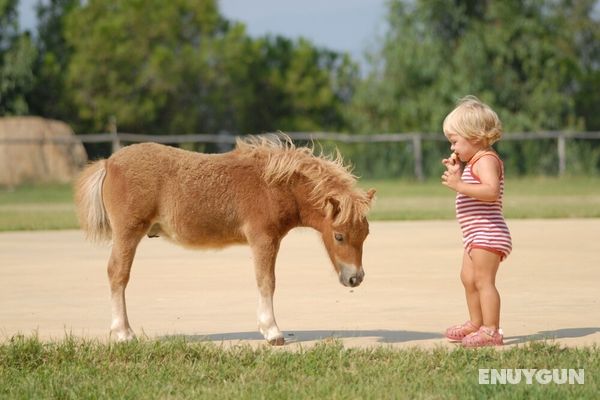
<box><xmin>462</xmin><ymin>326</ymin><xmax>504</xmax><ymax>348</ymax></box>
<box><xmin>445</xmin><ymin>321</ymin><xmax>480</xmax><ymax>341</ymax></box>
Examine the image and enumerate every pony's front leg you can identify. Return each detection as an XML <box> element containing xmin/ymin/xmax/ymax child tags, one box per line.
<box><xmin>250</xmin><ymin>238</ymin><xmax>284</xmax><ymax>346</ymax></box>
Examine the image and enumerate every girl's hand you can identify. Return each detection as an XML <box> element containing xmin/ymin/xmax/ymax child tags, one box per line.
<box><xmin>442</xmin><ymin>168</ymin><xmax>462</xmax><ymax>190</ymax></box>
<box><xmin>441</xmin><ymin>153</ymin><xmax>462</xmax><ymax>190</ymax></box>
<box><xmin>442</xmin><ymin>152</ymin><xmax>458</xmax><ymax>167</ymax></box>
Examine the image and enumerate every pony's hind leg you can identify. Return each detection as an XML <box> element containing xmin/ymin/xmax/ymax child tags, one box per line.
<box><xmin>249</xmin><ymin>237</ymin><xmax>285</xmax><ymax>346</ymax></box>
<box><xmin>107</xmin><ymin>227</ymin><xmax>146</xmax><ymax>341</ymax></box>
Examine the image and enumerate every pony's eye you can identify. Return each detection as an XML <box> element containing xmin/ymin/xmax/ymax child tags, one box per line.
<box><xmin>334</xmin><ymin>233</ymin><xmax>344</xmax><ymax>242</ymax></box>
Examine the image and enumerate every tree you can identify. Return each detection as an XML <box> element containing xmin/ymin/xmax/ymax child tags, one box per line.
<box><xmin>63</xmin><ymin>0</ymin><xmax>358</xmax><ymax>135</ymax></box>
<box><xmin>0</xmin><ymin>0</ymin><xmax>37</xmax><ymax>115</ymax></box>
<box><xmin>29</xmin><ymin>0</ymin><xmax>358</xmax><ymax>135</ymax></box>
<box><xmin>349</xmin><ymin>0</ymin><xmax>600</xmax><ymax>133</ymax></box>
<box><xmin>346</xmin><ymin>0</ymin><xmax>600</xmax><ymax>176</ymax></box>
<box><xmin>27</xmin><ymin>0</ymin><xmax>80</xmax><ymax>123</ymax></box>
<box><xmin>64</xmin><ymin>0</ymin><xmax>230</xmax><ymax>133</ymax></box>
<box><xmin>242</xmin><ymin>35</ymin><xmax>358</xmax><ymax>134</ymax></box>
<box><xmin>566</xmin><ymin>0</ymin><xmax>600</xmax><ymax>131</ymax></box>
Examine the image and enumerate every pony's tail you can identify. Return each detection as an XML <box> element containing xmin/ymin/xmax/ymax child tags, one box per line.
<box><xmin>74</xmin><ymin>160</ymin><xmax>112</xmax><ymax>243</ymax></box>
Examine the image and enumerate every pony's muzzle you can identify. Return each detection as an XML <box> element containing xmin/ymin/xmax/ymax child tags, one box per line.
<box><xmin>339</xmin><ymin>265</ymin><xmax>364</xmax><ymax>288</ymax></box>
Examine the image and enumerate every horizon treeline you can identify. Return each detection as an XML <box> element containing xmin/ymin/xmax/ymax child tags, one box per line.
<box><xmin>1</xmin><ymin>0</ymin><xmax>599</xmax><ymax>176</ymax></box>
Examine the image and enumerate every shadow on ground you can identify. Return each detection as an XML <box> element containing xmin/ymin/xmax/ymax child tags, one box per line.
<box><xmin>160</xmin><ymin>327</ymin><xmax>600</xmax><ymax>346</ymax></box>
<box><xmin>163</xmin><ymin>329</ymin><xmax>444</xmax><ymax>344</ymax></box>
<box><xmin>505</xmin><ymin>327</ymin><xmax>600</xmax><ymax>345</ymax></box>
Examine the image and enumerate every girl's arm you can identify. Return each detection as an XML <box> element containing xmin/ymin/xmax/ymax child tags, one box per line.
<box><xmin>443</xmin><ymin>155</ymin><xmax>501</xmax><ymax>202</ymax></box>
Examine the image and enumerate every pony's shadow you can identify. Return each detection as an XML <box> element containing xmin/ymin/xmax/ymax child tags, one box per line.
<box><xmin>504</xmin><ymin>327</ymin><xmax>600</xmax><ymax>345</ymax></box>
<box><xmin>164</xmin><ymin>329</ymin><xmax>444</xmax><ymax>344</ymax></box>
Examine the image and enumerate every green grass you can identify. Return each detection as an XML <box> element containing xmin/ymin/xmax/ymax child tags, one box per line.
<box><xmin>0</xmin><ymin>183</ymin><xmax>74</xmax><ymax>204</ymax></box>
<box><xmin>361</xmin><ymin>176</ymin><xmax>600</xmax><ymax>220</ymax></box>
<box><xmin>1</xmin><ymin>177</ymin><xmax>600</xmax><ymax>231</ymax></box>
<box><xmin>0</xmin><ymin>336</ymin><xmax>598</xmax><ymax>399</ymax></box>
<box><xmin>0</xmin><ymin>184</ymin><xmax>77</xmax><ymax>231</ymax></box>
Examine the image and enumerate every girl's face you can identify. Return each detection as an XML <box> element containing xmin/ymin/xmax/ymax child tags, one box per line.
<box><xmin>445</xmin><ymin>132</ymin><xmax>480</xmax><ymax>162</ymax></box>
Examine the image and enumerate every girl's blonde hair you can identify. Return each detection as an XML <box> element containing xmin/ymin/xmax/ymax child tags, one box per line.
<box><xmin>443</xmin><ymin>95</ymin><xmax>502</xmax><ymax>147</ymax></box>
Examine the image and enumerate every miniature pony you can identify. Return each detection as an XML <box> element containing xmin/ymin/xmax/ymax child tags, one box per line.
<box><xmin>74</xmin><ymin>136</ymin><xmax>375</xmax><ymax>345</ymax></box>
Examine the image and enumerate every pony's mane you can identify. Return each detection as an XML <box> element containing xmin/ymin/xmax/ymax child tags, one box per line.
<box><xmin>235</xmin><ymin>135</ymin><xmax>371</xmax><ymax>225</ymax></box>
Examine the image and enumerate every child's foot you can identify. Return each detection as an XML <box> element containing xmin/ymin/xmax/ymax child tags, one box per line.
<box><xmin>445</xmin><ymin>321</ymin><xmax>480</xmax><ymax>341</ymax></box>
<box><xmin>462</xmin><ymin>326</ymin><xmax>504</xmax><ymax>348</ymax></box>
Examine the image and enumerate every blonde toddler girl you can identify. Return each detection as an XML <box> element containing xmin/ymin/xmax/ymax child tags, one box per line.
<box><xmin>441</xmin><ymin>96</ymin><xmax>512</xmax><ymax>348</ymax></box>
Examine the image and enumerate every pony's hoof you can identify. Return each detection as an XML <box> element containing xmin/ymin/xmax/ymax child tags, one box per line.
<box><xmin>268</xmin><ymin>337</ymin><xmax>285</xmax><ymax>346</ymax></box>
<box><xmin>110</xmin><ymin>329</ymin><xmax>136</xmax><ymax>342</ymax></box>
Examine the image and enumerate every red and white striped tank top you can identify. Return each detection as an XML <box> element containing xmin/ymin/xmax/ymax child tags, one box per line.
<box><xmin>456</xmin><ymin>151</ymin><xmax>512</xmax><ymax>260</ymax></box>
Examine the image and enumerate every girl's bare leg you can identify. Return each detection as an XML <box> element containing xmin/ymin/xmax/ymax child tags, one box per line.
<box><xmin>471</xmin><ymin>248</ymin><xmax>501</xmax><ymax>329</ymax></box>
<box><xmin>460</xmin><ymin>250</ymin><xmax>483</xmax><ymax>326</ymax></box>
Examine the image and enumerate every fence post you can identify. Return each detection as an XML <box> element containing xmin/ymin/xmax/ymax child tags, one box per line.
<box><xmin>109</xmin><ymin>116</ymin><xmax>121</xmax><ymax>153</ymax></box>
<box><xmin>217</xmin><ymin>130</ymin><xmax>233</xmax><ymax>153</ymax></box>
<box><xmin>557</xmin><ymin>133</ymin><xmax>566</xmax><ymax>176</ymax></box>
<box><xmin>412</xmin><ymin>133</ymin><xmax>424</xmax><ymax>181</ymax></box>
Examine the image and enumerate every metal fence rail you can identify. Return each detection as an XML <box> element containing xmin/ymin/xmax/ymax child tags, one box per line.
<box><xmin>2</xmin><ymin>131</ymin><xmax>600</xmax><ymax>180</ymax></box>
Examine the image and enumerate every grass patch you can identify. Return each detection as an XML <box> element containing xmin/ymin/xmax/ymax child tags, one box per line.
<box><xmin>0</xmin><ymin>208</ymin><xmax>77</xmax><ymax>231</ymax></box>
<box><xmin>1</xmin><ymin>177</ymin><xmax>600</xmax><ymax>231</ymax></box>
<box><xmin>360</xmin><ymin>176</ymin><xmax>600</xmax><ymax>220</ymax></box>
<box><xmin>0</xmin><ymin>336</ymin><xmax>598</xmax><ymax>399</ymax></box>
<box><xmin>0</xmin><ymin>183</ymin><xmax>74</xmax><ymax>204</ymax></box>
<box><xmin>0</xmin><ymin>184</ymin><xmax>77</xmax><ymax>231</ymax></box>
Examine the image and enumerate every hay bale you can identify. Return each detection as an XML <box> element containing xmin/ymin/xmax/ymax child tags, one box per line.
<box><xmin>0</xmin><ymin>116</ymin><xmax>88</xmax><ymax>187</ymax></box>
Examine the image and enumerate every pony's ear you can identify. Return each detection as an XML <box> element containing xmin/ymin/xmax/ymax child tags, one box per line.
<box><xmin>366</xmin><ymin>188</ymin><xmax>376</xmax><ymax>202</ymax></box>
<box><xmin>327</xmin><ymin>197</ymin><xmax>341</xmax><ymax>219</ymax></box>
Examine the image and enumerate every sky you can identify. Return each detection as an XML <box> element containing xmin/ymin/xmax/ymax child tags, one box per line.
<box><xmin>18</xmin><ymin>0</ymin><xmax>388</xmax><ymax>66</ymax></box>
<box><xmin>219</xmin><ymin>0</ymin><xmax>387</xmax><ymax>63</ymax></box>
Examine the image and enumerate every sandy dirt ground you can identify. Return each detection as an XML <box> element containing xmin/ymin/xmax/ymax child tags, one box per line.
<box><xmin>1</xmin><ymin>220</ymin><xmax>599</xmax><ymax>349</ymax></box>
